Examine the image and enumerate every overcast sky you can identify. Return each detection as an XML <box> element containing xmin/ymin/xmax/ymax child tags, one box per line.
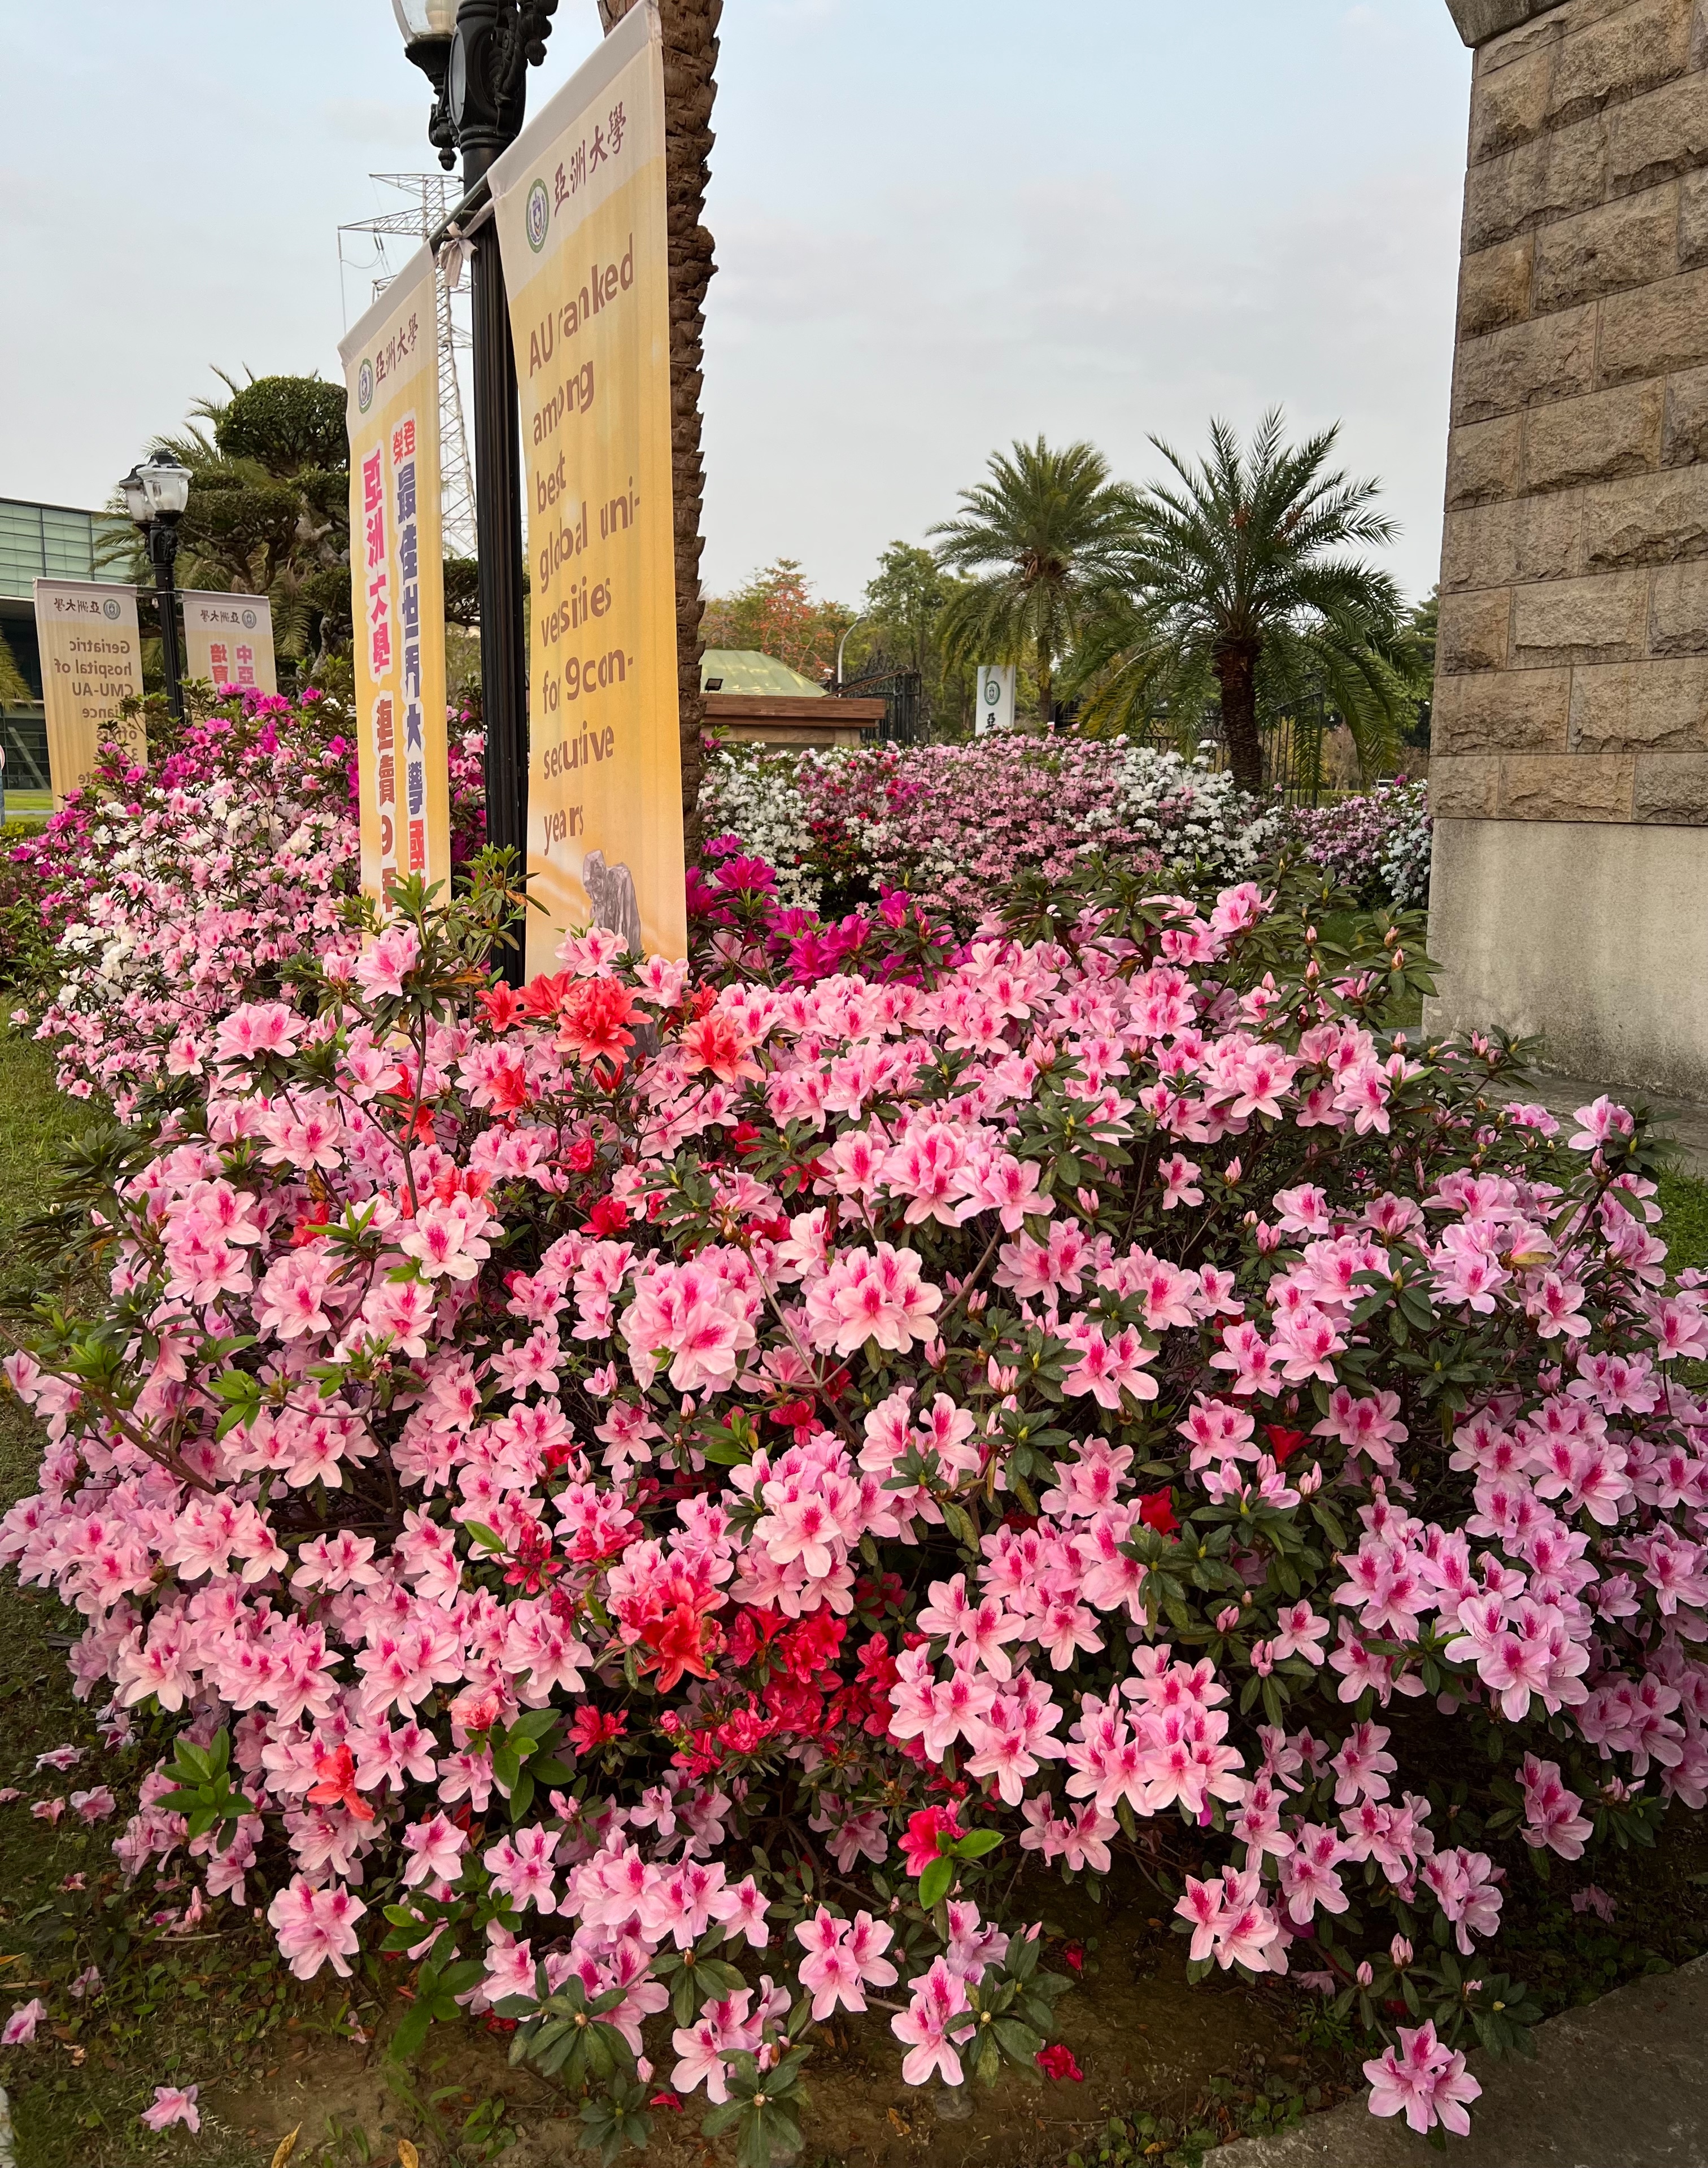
<box><xmin>3</xmin><ymin>0</ymin><xmax>1470</xmax><ymax>608</ymax></box>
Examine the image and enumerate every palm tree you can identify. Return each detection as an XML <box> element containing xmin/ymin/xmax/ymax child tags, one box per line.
<box><xmin>1080</xmin><ymin>412</ymin><xmax>1409</xmax><ymax>791</ymax></box>
<box><xmin>930</xmin><ymin>438</ymin><xmax>1136</xmax><ymax>726</ymax></box>
<box><xmin>599</xmin><ymin>0</ymin><xmax>719</xmax><ymax>855</ymax></box>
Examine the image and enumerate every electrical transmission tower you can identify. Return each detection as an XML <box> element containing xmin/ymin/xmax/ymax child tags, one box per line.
<box><xmin>338</xmin><ymin>175</ymin><xmax>477</xmax><ymax>559</ymax></box>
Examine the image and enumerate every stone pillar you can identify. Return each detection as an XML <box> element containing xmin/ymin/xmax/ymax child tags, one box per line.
<box><xmin>1427</xmin><ymin>0</ymin><xmax>1708</xmax><ymax>1097</ymax></box>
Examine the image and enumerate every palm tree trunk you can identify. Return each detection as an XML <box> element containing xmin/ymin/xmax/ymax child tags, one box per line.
<box><xmin>1037</xmin><ymin>643</ymin><xmax>1053</xmax><ymax>731</ymax></box>
<box><xmin>1215</xmin><ymin>640</ymin><xmax>1264</xmax><ymax>794</ymax></box>
<box><xmin>598</xmin><ymin>0</ymin><xmax>719</xmax><ymax>865</ymax></box>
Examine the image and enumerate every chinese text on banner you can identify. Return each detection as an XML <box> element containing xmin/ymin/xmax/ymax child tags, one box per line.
<box><xmin>180</xmin><ymin>591</ymin><xmax>279</xmax><ymax>697</ymax></box>
<box><xmin>338</xmin><ymin>246</ymin><xmax>452</xmax><ymax>901</ymax></box>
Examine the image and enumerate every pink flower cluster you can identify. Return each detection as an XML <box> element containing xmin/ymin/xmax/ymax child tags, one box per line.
<box><xmin>703</xmin><ymin>738</ymin><xmax>1273</xmax><ymax>923</ymax></box>
<box><xmin>3</xmin><ymin>801</ymin><xmax>1704</xmax><ymax>2143</ymax></box>
<box><xmin>14</xmin><ymin>691</ymin><xmax>488</xmax><ymax>1117</ymax></box>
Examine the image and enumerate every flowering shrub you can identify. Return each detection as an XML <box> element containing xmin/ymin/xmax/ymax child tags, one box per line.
<box><xmin>0</xmin><ymin>823</ymin><xmax>62</xmax><ymax>1006</ymax></box>
<box><xmin>16</xmin><ymin>692</ymin><xmax>489</xmax><ymax>1119</ymax></box>
<box><xmin>1287</xmin><ymin>779</ymin><xmax>1432</xmax><ymax>911</ymax></box>
<box><xmin>702</xmin><ymin>738</ymin><xmax>1276</xmax><ymax>922</ymax></box>
<box><xmin>5</xmin><ymin>830</ymin><xmax>1706</xmax><ymax>2153</ymax></box>
<box><xmin>447</xmin><ymin>721</ymin><xmax>488</xmax><ymax>866</ymax></box>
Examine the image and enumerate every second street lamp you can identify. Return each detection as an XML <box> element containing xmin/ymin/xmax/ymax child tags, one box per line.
<box><xmin>121</xmin><ymin>451</ymin><xmax>192</xmax><ymax>725</ymax></box>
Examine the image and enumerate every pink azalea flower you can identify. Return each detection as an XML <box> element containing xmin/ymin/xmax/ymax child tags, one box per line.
<box><xmin>141</xmin><ymin>2084</ymin><xmax>201</xmax><ymax>2133</ymax></box>
<box><xmin>2</xmin><ymin>1999</ymin><xmax>46</xmax><ymax>2045</ymax></box>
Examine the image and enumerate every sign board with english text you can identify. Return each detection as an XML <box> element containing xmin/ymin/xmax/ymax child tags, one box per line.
<box><xmin>338</xmin><ymin>245</ymin><xmax>452</xmax><ymax>902</ymax></box>
<box><xmin>975</xmin><ymin>663</ymin><xmax>1016</xmax><ymax>736</ymax></box>
<box><xmin>181</xmin><ymin>590</ymin><xmax>278</xmax><ymax>697</ymax></box>
<box><xmin>32</xmin><ymin>579</ymin><xmax>146</xmax><ymax>804</ymax></box>
<box><xmin>490</xmin><ymin>0</ymin><xmax>686</xmax><ymax>969</ymax></box>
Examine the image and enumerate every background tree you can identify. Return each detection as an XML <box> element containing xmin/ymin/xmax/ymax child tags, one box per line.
<box><xmin>102</xmin><ymin>371</ymin><xmax>351</xmax><ymax>666</ymax></box>
<box><xmin>1086</xmin><ymin>412</ymin><xmax>1408</xmax><ymax>790</ymax></box>
<box><xmin>700</xmin><ymin>559</ymin><xmax>855</xmax><ymax>681</ymax></box>
<box><xmin>851</xmin><ymin>540</ymin><xmax>972</xmax><ymax>731</ymax></box>
<box><xmin>930</xmin><ymin>437</ymin><xmax>1135</xmax><ymax>726</ymax></box>
<box><xmin>1397</xmin><ymin>588</ymin><xmax>1438</xmax><ymax>752</ymax></box>
<box><xmin>443</xmin><ymin>555</ymin><xmax>483</xmax><ymax>631</ymax></box>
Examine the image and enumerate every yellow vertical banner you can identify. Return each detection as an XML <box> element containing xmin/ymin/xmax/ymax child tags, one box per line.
<box><xmin>338</xmin><ymin>247</ymin><xmax>452</xmax><ymax>901</ymax></box>
<box><xmin>490</xmin><ymin>0</ymin><xmax>686</xmax><ymax>970</ymax></box>
<box><xmin>180</xmin><ymin>591</ymin><xmax>278</xmax><ymax>696</ymax></box>
<box><xmin>32</xmin><ymin>579</ymin><xmax>146</xmax><ymax>805</ymax></box>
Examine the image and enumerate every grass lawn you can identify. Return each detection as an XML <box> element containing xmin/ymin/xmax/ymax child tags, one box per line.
<box><xmin>2</xmin><ymin>1030</ymin><xmax>1708</xmax><ymax>2167</ymax></box>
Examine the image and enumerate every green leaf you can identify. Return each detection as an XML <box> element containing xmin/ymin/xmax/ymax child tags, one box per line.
<box><xmin>955</xmin><ymin>1829</ymin><xmax>1003</xmax><ymax>1860</ymax></box>
<box><xmin>918</xmin><ymin>1855</ymin><xmax>955</xmax><ymax>1908</ymax></box>
<box><xmin>388</xmin><ymin>1999</ymin><xmax>435</xmax><ymax>2062</ymax></box>
<box><xmin>995</xmin><ymin>2019</ymin><xmax>1043</xmax><ymax>2065</ymax></box>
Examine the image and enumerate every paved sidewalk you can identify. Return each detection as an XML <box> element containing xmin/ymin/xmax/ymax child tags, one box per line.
<box><xmin>1498</xmin><ymin>1069</ymin><xmax>1708</xmax><ymax>1179</ymax></box>
<box><xmin>1218</xmin><ymin>1954</ymin><xmax>1708</xmax><ymax>2167</ymax></box>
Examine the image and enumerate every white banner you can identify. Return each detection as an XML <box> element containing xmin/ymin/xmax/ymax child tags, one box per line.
<box><xmin>181</xmin><ymin>590</ymin><xmax>278</xmax><ymax>696</ymax></box>
<box><xmin>32</xmin><ymin>579</ymin><xmax>146</xmax><ymax>803</ymax></box>
<box><xmin>489</xmin><ymin>1</ymin><xmax>687</xmax><ymax>967</ymax></box>
<box><xmin>975</xmin><ymin>664</ymin><xmax>1016</xmax><ymax>736</ymax></box>
<box><xmin>338</xmin><ymin>246</ymin><xmax>453</xmax><ymax>900</ymax></box>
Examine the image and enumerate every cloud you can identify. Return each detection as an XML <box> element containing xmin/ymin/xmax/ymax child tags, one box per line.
<box><xmin>699</xmin><ymin>141</ymin><xmax>1461</xmax><ymax>603</ymax></box>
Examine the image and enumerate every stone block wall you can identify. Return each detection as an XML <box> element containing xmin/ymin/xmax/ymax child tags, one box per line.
<box><xmin>1428</xmin><ymin>0</ymin><xmax>1708</xmax><ymax>1096</ymax></box>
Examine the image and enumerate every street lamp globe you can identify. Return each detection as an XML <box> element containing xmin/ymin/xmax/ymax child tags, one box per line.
<box><xmin>118</xmin><ymin>466</ymin><xmax>153</xmax><ymax>531</ymax></box>
<box><xmin>391</xmin><ymin>0</ymin><xmax>458</xmax><ymax>46</ymax></box>
<box><xmin>137</xmin><ymin>451</ymin><xmax>191</xmax><ymax>525</ymax></box>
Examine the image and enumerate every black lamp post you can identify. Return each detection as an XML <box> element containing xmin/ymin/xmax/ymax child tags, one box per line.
<box><xmin>120</xmin><ymin>452</ymin><xmax>192</xmax><ymax>724</ymax></box>
<box><xmin>391</xmin><ymin>0</ymin><xmax>558</xmax><ymax>959</ymax></box>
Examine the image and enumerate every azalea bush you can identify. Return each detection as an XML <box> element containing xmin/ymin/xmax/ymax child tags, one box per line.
<box><xmin>4</xmin><ymin>825</ymin><xmax>1708</xmax><ymax>2154</ymax></box>
<box><xmin>14</xmin><ymin>691</ymin><xmax>489</xmax><ymax>1119</ymax></box>
<box><xmin>1287</xmin><ymin>779</ymin><xmax>1432</xmax><ymax>912</ymax></box>
<box><xmin>702</xmin><ymin>738</ymin><xmax>1276</xmax><ymax>923</ymax></box>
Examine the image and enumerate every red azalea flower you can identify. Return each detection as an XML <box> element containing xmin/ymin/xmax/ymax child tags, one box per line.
<box><xmin>680</xmin><ymin>1010</ymin><xmax>762</xmax><ymax>1084</ymax></box>
<box><xmin>899</xmin><ymin>1804</ymin><xmax>962</xmax><ymax>1876</ymax></box>
<box><xmin>518</xmin><ymin>970</ymin><xmax>570</xmax><ymax>1019</ymax></box>
<box><xmin>557</xmin><ymin>976</ymin><xmax>639</xmax><ymax>1064</ymax></box>
<box><xmin>1036</xmin><ymin>2044</ymin><xmax>1084</xmax><ymax>2082</ymax></box>
<box><xmin>1060</xmin><ymin>1940</ymin><xmax>1086</xmax><ymax>1975</ymax></box>
<box><xmin>1265</xmin><ymin>1424</ymin><xmax>1309</xmax><ymax>1465</ymax></box>
<box><xmin>583</xmin><ymin>1195</ymin><xmax>630</xmax><ymax>1238</ymax></box>
<box><xmin>639</xmin><ymin>1600</ymin><xmax>717</xmax><ymax>1691</ymax></box>
<box><xmin>566</xmin><ymin>1707</ymin><xmax>626</xmax><ymax>1755</ymax></box>
<box><xmin>290</xmin><ymin>1201</ymin><xmax>333</xmax><ymax>1246</ymax></box>
<box><xmin>306</xmin><ymin>1744</ymin><xmax>375</xmax><ymax>1824</ymax></box>
<box><xmin>1138</xmin><ymin>1487</ymin><xmax>1179</xmax><ymax>1535</ymax></box>
<box><xmin>478</xmin><ymin>982</ymin><xmax>525</xmax><ymax>1031</ymax></box>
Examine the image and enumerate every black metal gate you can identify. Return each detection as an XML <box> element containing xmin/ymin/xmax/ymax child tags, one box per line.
<box><xmin>834</xmin><ymin>668</ymin><xmax>922</xmax><ymax>745</ymax></box>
